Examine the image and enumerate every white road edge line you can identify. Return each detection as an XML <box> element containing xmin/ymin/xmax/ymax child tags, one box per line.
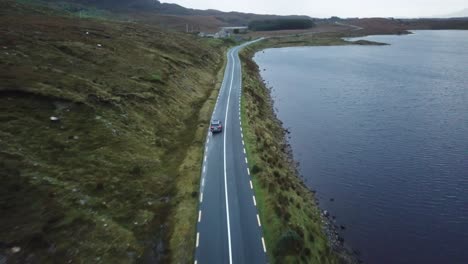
<box><xmin>200</xmin><ymin>192</ymin><xmax>203</xmax><ymax>203</ymax></box>
<box><xmin>253</xmin><ymin>196</ymin><xmax>257</xmax><ymax>206</ymax></box>
<box><xmin>243</xmin><ymin>148</ymin><xmax>246</xmax><ymax>154</ymax></box>
<box><xmin>198</xmin><ymin>210</ymin><xmax>202</xmax><ymax>222</ymax></box>
<box><xmin>250</xmin><ymin>180</ymin><xmax>253</xmax><ymax>189</ymax></box>
<box><xmin>194</xmin><ymin>260</ymin><xmax>197</xmax><ymax>264</ymax></box>
<box><xmin>203</xmin><ymin>165</ymin><xmax>206</xmax><ymax>173</ymax></box>
<box><xmin>242</xmin><ymin>140</ymin><xmax>245</xmax><ymax>145</ymax></box>
<box><xmin>257</xmin><ymin>214</ymin><xmax>261</xmax><ymax>227</ymax></box>
<box><xmin>223</xmin><ymin>48</ymin><xmax>235</xmax><ymax>264</ymax></box>
<box><xmin>245</xmin><ymin>157</ymin><xmax>248</xmax><ymax>164</ymax></box>
<box><xmin>247</xmin><ymin>168</ymin><xmax>250</xmax><ymax>175</ymax></box>
<box><xmin>262</xmin><ymin>237</ymin><xmax>267</xmax><ymax>252</ymax></box>
<box><xmin>196</xmin><ymin>232</ymin><xmax>200</xmax><ymax>248</ymax></box>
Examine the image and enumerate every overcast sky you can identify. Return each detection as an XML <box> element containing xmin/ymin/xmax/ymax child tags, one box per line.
<box><xmin>162</xmin><ymin>0</ymin><xmax>467</xmax><ymax>18</ymax></box>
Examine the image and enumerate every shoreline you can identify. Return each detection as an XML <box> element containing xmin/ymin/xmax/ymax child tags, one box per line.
<box><xmin>239</xmin><ymin>33</ymin><xmax>390</xmax><ymax>263</ymax></box>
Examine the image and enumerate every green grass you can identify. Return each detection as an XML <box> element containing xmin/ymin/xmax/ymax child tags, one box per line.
<box><xmin>168</xmin><ymin>48</ymin><xmax>229</xmax><ymax>263</ymax></box>
<box><xmin>0</xmin><ymin>1</ymin><xmax>231</xmax><ymax>263</ymax></box>
<box><xmin>14</xmin><ymin>0</ymin><xmax>122</xmax><ymax>20</ymax></box>
<box><xmin>239</xmin><ymin>35</ymin><xmax>360</xmax><ymax>263</ymax></box>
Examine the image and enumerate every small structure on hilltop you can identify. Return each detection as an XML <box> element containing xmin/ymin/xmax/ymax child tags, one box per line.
<box><xmin>198</xmin><ymin>26</ymin><xmax>248</xmax><ymax>39</ymax></box>
<box><xmin>198</xmin><ymin>32</ymin><xmax>215</xmax><ymax>38</ymax></box>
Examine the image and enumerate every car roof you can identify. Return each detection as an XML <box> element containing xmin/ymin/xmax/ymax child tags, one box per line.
<box><xmin>211</xmin><ymin>119</ymin><xmax>221</xmax><ymax>124</ymax></box>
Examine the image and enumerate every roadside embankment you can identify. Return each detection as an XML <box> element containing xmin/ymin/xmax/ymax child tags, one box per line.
<box><xmin>239</xmin><ymin>33</ymin><xmax>376</xmax><ymax>263</ymax></box>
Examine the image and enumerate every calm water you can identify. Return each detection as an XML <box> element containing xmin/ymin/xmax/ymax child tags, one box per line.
<box><xmin>254</xmin><ymin>31</ymin><xmax>468</xmax><ymax>264</ymax></box>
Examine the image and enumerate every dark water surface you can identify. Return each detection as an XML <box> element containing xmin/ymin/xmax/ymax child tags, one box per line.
<box><xmin>254</xmin><ymin>31</ymin><xmax>468</xmax><ymax>264</ymax></box>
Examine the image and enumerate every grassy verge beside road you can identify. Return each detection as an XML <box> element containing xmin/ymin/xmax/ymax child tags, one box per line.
<box><xmin>169</xmin><ymin>52</ymin><xmax>229</xmax><ymax>263</ymax></box>
<box><xmin>240</xmin><ymin>47</ymin><xmax>338</xmax><ymax>264</ymax></box>
<box><xmin>239</xmin><ymin>33</ymin><xmax>375</xmax><ymax>263</ymax></box>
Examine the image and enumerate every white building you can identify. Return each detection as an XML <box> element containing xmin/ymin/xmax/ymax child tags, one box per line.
<box><xmin>199</xmin><ymin>26</ymin><xmax>248</xmax><ymax>39</ymax></box>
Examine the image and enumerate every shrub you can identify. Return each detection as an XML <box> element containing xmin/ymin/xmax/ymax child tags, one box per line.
<box><xmin>273</xmin><ymin>170</ymin><xmax>280</xmax><ymax>178</ymax></box>
<box><xmin>131</xmin><ymin>165</ymin><xmax>143</xmax><ymax>177</ymax></box>
<box><xmin>274</xmin><ymin>228</ymin><xmax>304</xmax><ymax>257</ymax></box>
<box><xmin>251</xmin><ymin>164</ymin><xmax>262</xmax><ymax>174</ymax></box>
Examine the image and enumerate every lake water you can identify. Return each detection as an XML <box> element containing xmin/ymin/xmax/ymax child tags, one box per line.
<box><xmin>254</xmin><ymin>31</ymin><xmax>468</xmax><ymax>264</ymax></box>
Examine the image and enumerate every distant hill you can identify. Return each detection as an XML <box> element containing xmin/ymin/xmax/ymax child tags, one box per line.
<box><xmin>15</xmin><ymin>0</ymin><xmax>468</xmax><ymax>33</ymax></box>
<box><xmin>336</xmin><ymin>16</ymin><xmax>468</xmax><ymax>36</ymax></box>
<box><xmin>403</xmin><ymin>17</ymin><xmax>468</xmax><ymax>30</ymax></box>
<box><xmin>59</xmin><ymin>0</ymin><xmax>311</xmax><ymax>25</ymax></box>
<box><xmin>64</xmin><ymin>0</ymin><xmax>192</xmax><ymax>13</ymax></box>
<box><xmin>37</xmin><ymin>0</ymin><xmax>313</xmax><ymax>32</ymax></box>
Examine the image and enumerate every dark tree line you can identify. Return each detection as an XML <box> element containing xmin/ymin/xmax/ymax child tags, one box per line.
<box><xmin>248</xmin><ymin>18</ymin><xmax>315</xmax><ymax>31</ymax></box>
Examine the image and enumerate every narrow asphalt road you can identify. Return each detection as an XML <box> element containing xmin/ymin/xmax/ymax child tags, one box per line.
<box><xmin>194</xmin><ymin>39</ymin><xmax>267</xmax><ymax>264</ymax></box>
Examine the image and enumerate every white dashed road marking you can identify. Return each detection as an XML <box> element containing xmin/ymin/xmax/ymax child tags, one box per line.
<box><xmin>262</xmin><ymin>237</ymin><xmax>267</xmax><ymax>252</ymax></box>
<box><xmin>198</xmin><ymin>210</ymin><xmax>202</xmax><ymax>222</ymax></box>
<box><xmin>253</xmin><ymin>196</ymin><xmax>257</xmax><ymax>206</ymax></box>
<box><xmin>257</xmin><ymin>214</ymin><xmax>261</xmax><ymax>227</ymax></box>
<box><xmin>196</xmin><ymin>232</ymin><xmax>200</xmax><ymax>247</ymax></box>
<box><xmin>200</xmin><ymin>192</ymin><xmax>203</xmax><ymax>203</ymax></box>
<box><xmin>250</xmin><ymin>180</ymin><xmax>253</xmax><ymax>189</ymax></box>
<box><xmin>245</xmin><ymin>157</ymin><xmax>248</xmax><ymax>164</ymax></box>
<box><xmin>243</xmin><ymin>148</ymin><xmax>246</xmax><ymax>154</ymax></box>
<box><xmin>247</xmin><ymin>168</ymin><xmax>250</xmax><ymax>175</ymax></box>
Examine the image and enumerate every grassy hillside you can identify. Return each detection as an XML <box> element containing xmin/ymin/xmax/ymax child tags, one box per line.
<box><xmin>0</xmin><ymin>1</ymin><xmax>230</xmax><ymax>263</ymax></box>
